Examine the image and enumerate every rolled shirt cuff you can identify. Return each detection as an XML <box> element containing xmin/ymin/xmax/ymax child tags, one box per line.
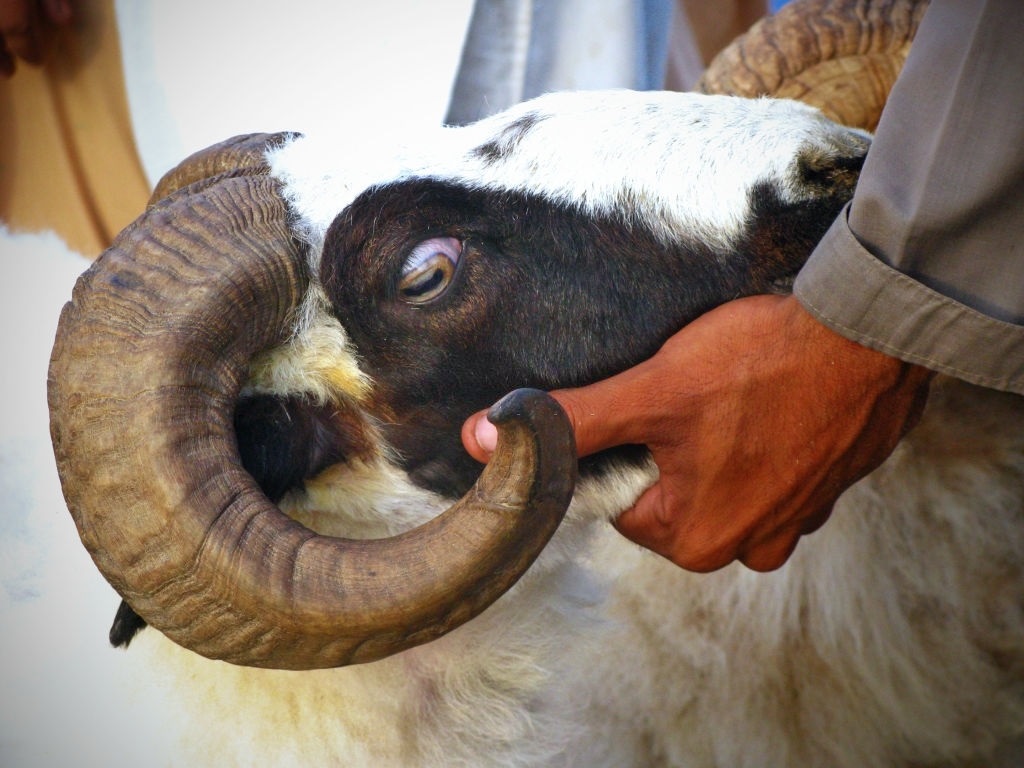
<box><xmin>794</xmin><ymin>205</ymin><xmax>1024</xmax><ymax>395</ymax></box>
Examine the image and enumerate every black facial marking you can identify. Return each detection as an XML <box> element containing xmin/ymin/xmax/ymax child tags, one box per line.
<box><xmin>319</xmin><ymin>174</ymin><xmax>853</xmax><ymax>496</ymax></box>
<box><xmin>472</xmin><ymin>112</ymin><xmax>546</xmax><ymax>165</ymax></box>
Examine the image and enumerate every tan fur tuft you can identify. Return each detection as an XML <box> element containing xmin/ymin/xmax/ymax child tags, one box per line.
<box><xmin>246</xmin><ymin>308</ymin><xmax>371</xmax><ymax>404</ymax></box>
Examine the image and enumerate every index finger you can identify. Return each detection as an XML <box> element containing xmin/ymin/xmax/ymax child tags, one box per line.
<box><xmin>547</xmin><ymin>357</ymin><xmax>671</xmax><ymax>458</ymax></box>
<box><xmin>460</xmin><ymin>374</ymin><xmax>653</xmax><ymax>464</ymax></box>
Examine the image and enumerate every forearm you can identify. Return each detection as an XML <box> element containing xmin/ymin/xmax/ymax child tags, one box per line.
<box><xmin>795</xmin><ymin>0</ymin><xmax>1024</xmax><ymax>395</ymax></box>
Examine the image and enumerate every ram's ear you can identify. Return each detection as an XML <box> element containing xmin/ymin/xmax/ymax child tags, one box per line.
<box><xmin>698</xmin><ymin>0</ymin><xmax>927</xmax><ymax>131</ymax></box>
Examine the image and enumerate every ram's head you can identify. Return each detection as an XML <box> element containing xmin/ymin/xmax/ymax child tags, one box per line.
<box><xmin>48</xmin><ymin>0</ymin><xmax>923</xmax><ymax>670</ymax></box>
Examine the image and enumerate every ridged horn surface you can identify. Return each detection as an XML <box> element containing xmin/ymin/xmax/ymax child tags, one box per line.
<box><xmin>149</xmin><ymin>131</ymin><xmax>299</xmax><ymax>204</ymax></box>
<box><xmin>48</xmin><ymin>164</ymin><xmax>576</xmax><ymax>669</ymax></box>
<box><xmin>698</xmin><ymin>0</ymin><xmax>929</xmax><ymax>131</ymax></box>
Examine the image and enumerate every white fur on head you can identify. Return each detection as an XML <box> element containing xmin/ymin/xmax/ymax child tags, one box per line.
<box><xmin>257</xmin><ymin>89</ymin><xmax>872</xmax><ymax>430</ymax></box>
<box><xmin>254</xmin><ymin>89</ymin><xmax>865</xmax><ymax>542</ymax></box>
<box><xmin>268</xmin><ymin>90</ymin><xmax>871</xmax><ymax>271</ymax></box>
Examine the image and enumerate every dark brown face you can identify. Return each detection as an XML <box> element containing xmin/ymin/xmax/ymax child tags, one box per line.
<box><xmin>317</xmin><ymin>162</ymin><xmax>860</xmax><ymax>496</ymax></box>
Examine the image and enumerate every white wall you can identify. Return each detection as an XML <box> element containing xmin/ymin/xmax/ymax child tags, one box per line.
<box><xmin>116</xmin><ymin>0</ymin><xmax>475</xmax><ymax>186</ymax></box>
<box><xmin>0</xmin><ymin>231</ymin><xmax>182</xmax><ymax>766</ymax></box>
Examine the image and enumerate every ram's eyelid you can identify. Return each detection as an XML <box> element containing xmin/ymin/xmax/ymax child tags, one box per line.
<box><xmin>398</xmin><ymin>236</ymin><xmax>463</xmax><ymax>304</ymax></box>
<box><xmin>402</xmin><ymin>236</ymin><xmax>462</xmax><ymax>274</ymax></box>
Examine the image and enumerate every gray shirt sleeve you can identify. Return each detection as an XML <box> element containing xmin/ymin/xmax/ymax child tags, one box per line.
<box><xmin>794</xmin><ymin>0</ymin><xmax>1024</xmax><ymax>395</ymax></box>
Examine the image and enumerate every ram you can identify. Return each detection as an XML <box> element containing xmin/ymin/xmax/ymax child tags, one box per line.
<box><xmin>41</xmin><ymin>1</ymin><xmax>1024</xmax><ymax>766</ymax></box>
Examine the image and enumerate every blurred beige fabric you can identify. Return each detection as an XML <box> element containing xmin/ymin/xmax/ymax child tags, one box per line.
<box><xmin>665</xmin><ymin>0</ymin><xmax>769</xmax><ymax>90</ymax></box>
<box><xmin>0</xmin><ymin>0</ymin><xmax>150</xmax><ymax>259</ymax></box>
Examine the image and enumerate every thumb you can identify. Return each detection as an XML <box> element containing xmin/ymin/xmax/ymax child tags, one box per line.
<box><xmin>461</xmin><ymin>409</ymin><xmax>498</xmax><ymax>463</ymax></box>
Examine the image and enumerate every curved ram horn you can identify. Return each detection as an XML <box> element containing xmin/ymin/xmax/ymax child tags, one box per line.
<box><xmin>698</xmin><ymin>0</ymin><xmax>929</xmax><ymax>131</ymax></box>
<box><xmin>149</xmin><ymin>131</ymin><xmax>300</xmax><ymax>204</ymax></box>
<box><xmin>48</xmin><ymin>152</ymin><xmax>576</xmax><ymax>669</ymax></box>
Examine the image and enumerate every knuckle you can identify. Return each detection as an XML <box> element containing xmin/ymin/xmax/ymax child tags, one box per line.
<box><xmin>740</xmin><ymin>534</ymin><xmax>801</xmax><ymax>572</ymax></box>
<box><xmin>670</xmin><ymin>535</ymin><xmax>737</xmax><ymax>573</ymax></box>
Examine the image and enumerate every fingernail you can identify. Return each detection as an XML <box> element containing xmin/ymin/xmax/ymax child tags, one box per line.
<box><xmin>474</xmin><ymin>417</ymin><xmax>498</xmax><ymax>454</ymax></box>
<box><xmin>45</xmin><ymin>0</ymin><xmax>74</xmax><ymax>24</ymax></box>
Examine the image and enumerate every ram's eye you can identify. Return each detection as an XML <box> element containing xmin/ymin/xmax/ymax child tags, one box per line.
<box><xmin>398</xmin><ymin>237</ymin><xmax>462</xmax><ymax>304</ymax></box>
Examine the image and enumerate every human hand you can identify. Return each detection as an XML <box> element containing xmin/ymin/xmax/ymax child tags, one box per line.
<box><xmin>0</xmin><ymin>0</ymin><xmax>72</xmax><ymax>77</ymax></box>
<box><xmin>462</xmin><ymin>294</ymin><xmax>933</xmax><ymax>572</ymax></box>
